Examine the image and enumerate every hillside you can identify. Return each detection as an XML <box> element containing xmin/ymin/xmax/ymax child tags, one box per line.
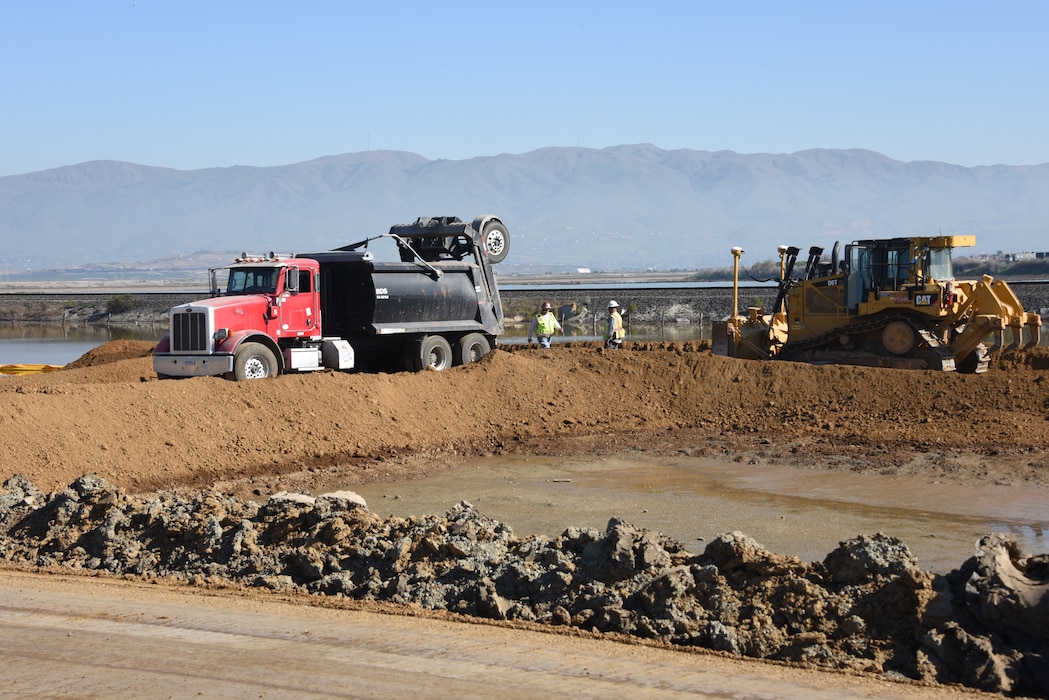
<box><xmin>2</xmin><ymin>146</ymin><xmax>1048</xmax><ymax>274</ymax></box>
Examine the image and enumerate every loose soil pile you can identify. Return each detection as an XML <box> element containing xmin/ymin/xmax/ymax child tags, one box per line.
<box><xmin>2</xmin><ymin>340</ymin><xmax>1048</xmax><ymax>695</ymax></box>
<box><xmin>4</xmin><ymin>340</ymin><xmax>1048</xmax><ymax>493</ymax></box>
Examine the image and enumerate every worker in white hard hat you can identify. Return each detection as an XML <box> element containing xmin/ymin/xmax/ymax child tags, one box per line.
<box><xmin>527</xmin><ymin>301</ymin><xmax>562</xmax><ymax>348</ymax></box>
<box><xmin>605</xmin><ymin>300</ymin><xmax>624</xmax><ymax>349</ymax></box>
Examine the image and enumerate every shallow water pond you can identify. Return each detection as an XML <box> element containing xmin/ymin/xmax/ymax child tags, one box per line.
<box><xmin>0</xmin><ymin>324</ymin><xmax>163</xmax><ymax>365</ymax></box>
<box><xmin>351</xmin><ymin>455</ymin><xmax>1049</xmax><ymax>575</ymax></box>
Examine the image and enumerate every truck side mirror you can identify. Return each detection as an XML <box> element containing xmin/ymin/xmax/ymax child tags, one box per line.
<box><xmin>285</xmin><ymin>266</ymin><xmax>299</xmax><ymax>295</ymax></box>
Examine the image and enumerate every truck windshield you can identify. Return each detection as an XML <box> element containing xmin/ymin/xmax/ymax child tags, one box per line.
<box><xmin>227</xmin><ymin>267</ymin><xmax>279</xmax><ymax>295</ymax></box>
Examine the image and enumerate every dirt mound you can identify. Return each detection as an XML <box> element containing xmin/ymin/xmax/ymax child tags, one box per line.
<box><xmin>63</xmin><ymin>339</ymin><xmax>155</xmax><ymax>369</ymax></box>
<box><xmin>2</xmin><ymin>340</ymin><xmax>1048</xmax><ymax>493</ymax></box>
<box><xmin>994</xmin><ymin>345</ymin><xmax>1049</xmax><ymax>371</ymax></box>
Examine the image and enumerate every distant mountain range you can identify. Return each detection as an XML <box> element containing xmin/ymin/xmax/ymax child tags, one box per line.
<box><xmin>2</xmin><ymin>145</ymin><xmax>1047</xmax><ymax>274</ymax></box>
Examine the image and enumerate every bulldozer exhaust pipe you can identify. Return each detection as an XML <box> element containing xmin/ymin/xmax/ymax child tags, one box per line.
<box><xmin>731</xmin><ymin>246</ymin><xmax>744</xmax><ymax>320</ymax></box>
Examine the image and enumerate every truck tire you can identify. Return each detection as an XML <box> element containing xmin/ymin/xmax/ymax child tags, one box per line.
<box><xmin>405</xmin><ymin>335</ymin><xmax>453</xmax><ymax>372</ymax></box>
<box><xmin>233</xmin><ymin>342</ymin><xmax>278</xmax><ymax>380</ymax></box>
<box><xmin>455</xmin><ymin>333</ymin><xmax>491</xmax><ymax>365</ymax></box>
<box><xmin>482</xmin><ymin>221</ymin><xmax>509</xmax><ymax>264</ymax></box>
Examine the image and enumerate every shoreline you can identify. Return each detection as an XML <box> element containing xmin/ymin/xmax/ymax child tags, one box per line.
<box><xmin>3</xmin><ymin>282</ymin><xmax>1048</xmax><ymax>329</ymax></box>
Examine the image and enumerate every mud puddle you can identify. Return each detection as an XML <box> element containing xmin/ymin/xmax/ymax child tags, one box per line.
<box><xmin>351</xmin><ymin>456</ymin><xmax>1049</xmax><ymax>574</ymax></box>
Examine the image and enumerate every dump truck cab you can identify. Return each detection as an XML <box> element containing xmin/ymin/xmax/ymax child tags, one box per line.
<box><xmin>154</xmin><ymin>254</ymin><xmax>324</xmax><ymax>379</ymax></box>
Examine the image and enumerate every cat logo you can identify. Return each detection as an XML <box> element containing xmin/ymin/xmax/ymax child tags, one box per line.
<box><xmin>915</xmin><ymin>293</ymin><xmax>934</xmax><ymax>306</ymax></box>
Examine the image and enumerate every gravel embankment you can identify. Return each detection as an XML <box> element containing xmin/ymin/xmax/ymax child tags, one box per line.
<box><xmin>2</xmin><ymin>283</ymin><xmax>1047</xmax><ymax>326</ymax></box>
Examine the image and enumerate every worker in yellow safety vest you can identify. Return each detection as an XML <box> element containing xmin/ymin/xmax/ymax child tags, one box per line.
<box><xmin>605</xmin><ymin>300</ymin><xmax>624</xmax><ymax>349</ymax></box>
<box><xmin>527</xmin><ymin>301</ymin><xmax>563</xmax><ymax>348</ymax></box>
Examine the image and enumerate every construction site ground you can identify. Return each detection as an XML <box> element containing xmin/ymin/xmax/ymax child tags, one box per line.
<box><xmin>2</xmin><ymin>339</ymin><xmax>1048</xmax><ymax>697</ymax></box>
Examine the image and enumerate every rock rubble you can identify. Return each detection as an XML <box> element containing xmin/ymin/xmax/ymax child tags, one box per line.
<box><xmin>2</xmin><ymin>474</ymin><xmax>1047</xmax><ymax>696</ymax></box>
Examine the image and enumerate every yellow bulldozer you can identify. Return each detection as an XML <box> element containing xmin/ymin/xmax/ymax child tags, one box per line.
<box><xmin>712</xmin><ymin>235</ymin><xmax>1041</xmax><ymax>372</ymax></box>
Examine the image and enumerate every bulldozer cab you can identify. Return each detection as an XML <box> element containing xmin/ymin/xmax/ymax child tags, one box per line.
<box><xmin>844</xmin><ymin>236</ymin><xmax>965</xmax><ymax>310</ymax></box>
<box><xmin>845</xmin><ymin>238</ymin><xmax>914</xmax><ymax>309</ymax></box>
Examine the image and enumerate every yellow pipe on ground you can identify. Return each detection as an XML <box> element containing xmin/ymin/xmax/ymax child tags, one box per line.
<box><xmin>0</xmin><ymin>364</ymin><xmax>64</xmax><ymax>375</ymax></box>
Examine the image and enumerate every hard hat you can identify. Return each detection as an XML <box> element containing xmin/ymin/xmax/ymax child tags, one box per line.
<box><xmin>608</xmin><ymin>300</ymin><xmax>619</xmax><ymax>308</ymax></box>
<box><xmin>541</xmin><ymin>302</ymin><xmax>552</xmax><ymax>311</ymax></box>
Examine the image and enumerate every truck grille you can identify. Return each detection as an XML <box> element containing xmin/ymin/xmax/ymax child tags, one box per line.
<box><xmin>171</xmin><ymin>309</ymin><xmax>209</xmax><ymax>352</ymax></box>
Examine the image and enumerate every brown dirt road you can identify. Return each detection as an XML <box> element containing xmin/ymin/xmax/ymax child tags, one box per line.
<box><xmin>2</xmin><ymin>340</ymin><xmax>1048</xmax><ymax>697</ymax></box>
<box><xmin>0</xmin><ymin>568</ymin><xmax>982</xmax><ymax>700</ymax></box>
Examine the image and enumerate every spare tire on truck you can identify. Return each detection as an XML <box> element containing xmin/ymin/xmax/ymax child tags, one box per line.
<box><xmin>480</xmin><ymin>220</ymin><xmax>509</xmax><ymax>264</ymax></box>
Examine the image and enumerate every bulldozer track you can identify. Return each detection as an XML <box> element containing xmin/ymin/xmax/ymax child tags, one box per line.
<box><xmin>778</xmin><ymin>313</ymin><xmax>961</xmax><ymax>371</ymax></box>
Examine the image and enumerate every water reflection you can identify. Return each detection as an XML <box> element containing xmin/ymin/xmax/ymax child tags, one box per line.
<box><xmin>0</xmin><ymin>324</ymin><xmax>164</xmax><ymax>365</ymax></box>
<box><xmin>984</xmin><ymin>523</ymin><xmax>1048</xmax><ymax>557</ymax></box>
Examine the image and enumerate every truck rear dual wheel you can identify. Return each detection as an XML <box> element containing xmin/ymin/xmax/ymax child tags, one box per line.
<box><xmin>455</xmin><ymin>333</ymin><xmax>491</xmax><ymax>365</ymax></box>
<box><xmin>405</xmin><ymin>335</ymin><xmax>453</xmax><ymax>372</ymax></box>
<box><xmin>233</xmin><ymin>342</ymin><xmax>278</xmax><ymax>380</ymax></box>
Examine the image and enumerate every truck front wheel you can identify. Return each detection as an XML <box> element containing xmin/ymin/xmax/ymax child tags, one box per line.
<box><xmin>405</xmin><ymin>335</ymin><xmax>453</xmax><ymax>372</ymax></box>
<box><xmin>455</xmin><ymin>333</ymin><xmax>491</xmax><ymax>365</ymax></box>
<box><xmin>233</xmin><ymin>342</ymin><xmax>278</xmax><ymax>380</ymax></box>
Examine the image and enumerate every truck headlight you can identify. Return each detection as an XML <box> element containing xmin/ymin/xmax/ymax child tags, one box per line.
<box><xmin>213</xmin><ymin>328</ymin><xmax>229</xmax><ymax>342</ymax></box>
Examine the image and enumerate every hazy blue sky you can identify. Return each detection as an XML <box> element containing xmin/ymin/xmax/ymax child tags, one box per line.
<box><xmin>3</xmin><ymin>0</ymin><xmax>1046</xmax><ymax>175</ymax></box>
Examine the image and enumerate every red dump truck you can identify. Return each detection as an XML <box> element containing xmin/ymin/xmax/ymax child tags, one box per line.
<box><xmin>153</xmin><ymin>215</ymin><xmax>509</xmax><ymax>380</ymax></box>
